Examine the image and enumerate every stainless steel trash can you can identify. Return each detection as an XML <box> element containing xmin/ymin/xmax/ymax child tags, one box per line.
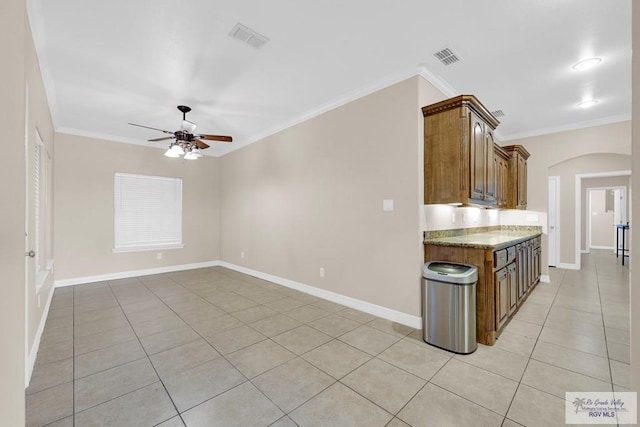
<box><xmin>422</xmin><ymin>261</ymin><xmax>478</xmax><ymax>354</ymax></box>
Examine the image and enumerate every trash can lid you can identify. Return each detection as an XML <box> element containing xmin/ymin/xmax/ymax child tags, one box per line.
<box><xmin>422</xmin><ymin>261</ymin><xmax>478</xmax><ymax>284</ymax></box>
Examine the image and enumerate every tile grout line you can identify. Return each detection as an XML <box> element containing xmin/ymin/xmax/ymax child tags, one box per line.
<box><xmin>116</xmin><ymin>277</ymin><xmax>199</xmax><ymax>426</ymax></box>
<box><xmin>501</xmin><ymin>266</ymin><xmax>564</xmax><ymax>422</ymax></box>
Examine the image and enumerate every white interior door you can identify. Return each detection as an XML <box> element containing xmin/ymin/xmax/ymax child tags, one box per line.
<box><xmin>548</xmin><ymin>177</ymin><xmax>559</xmax><ymax>267</ymax></box>
<box><xmin>24</xmin><ymin>87</ymin><xmax>35</xmax><ymax>385</ymax></box>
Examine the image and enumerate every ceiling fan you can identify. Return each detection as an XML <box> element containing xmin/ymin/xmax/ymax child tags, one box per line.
<box><xmin>129</xmin><ymin>105</ymin><xmax>233</xmax><ymax>159</ymax></box>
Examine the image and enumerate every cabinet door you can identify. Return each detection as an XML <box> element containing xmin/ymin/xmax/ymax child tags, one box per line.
<box><xmin>496</xmin><ymin>267</ymin><xmax>509</xmax><ymax>329</ymax></box>
<box><xmin>484</xmin><ymin>129</ymin><xmax>496</xmax><ymax>203</ymax></box>
<box><xmin>533</xmin><ymin>247</ymin><xmax>541</xmax><ymax>283</ymax></box>
<box><xmin>518</xmin><ymin>155</ymin><xmax>527</xmax><ymax>208</ymax></box>
<box><xmin>526</xmin><ymin>241</ymin><xmax>534</xmax><ymax>290</ymax></box>
<box><xmin>517</xmin><ymin>244</ymin><xmax>526</xmax><ymax>299</ymax></box>
<box><xmin>494</xmin><ymin>152</ymin><xmax>501</xmax><ymax>206</ymax></box>
<box><xmin>508</xmin><ymin>263</ymin><xmax>517</xmax><ymax>314</ymax></box>
<box><xmin>469</xmin><ymin>115</ymin><xmax>485</xmax><ymax>201</ymax></box>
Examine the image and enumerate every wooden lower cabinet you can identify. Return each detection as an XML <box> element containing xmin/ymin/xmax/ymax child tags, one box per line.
<box><xmin>425</xmin><ymin>235</ymin><xmax>541</xmax><ymax>345</ymax></box>
<box><xmin>496</xmin><ymin>267</ymin><xmax>509</xmax><ymax>330</ymax></box>
<box><xmin>508</xmin><ymin>263</ymin><xmax>517</xmax><ymax>314</ymax></box>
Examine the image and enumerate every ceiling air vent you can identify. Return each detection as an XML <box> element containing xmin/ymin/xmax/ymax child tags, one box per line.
<box><xmin>229</xmin><ymin>23</ymin><xmax>269</xmax><ymax>49</ymax></box>
<box><xmin>491</xmin><ymin>110</ymin><xmax>506</xmax><ymax>118</ymax></box>
<box><xmin>433</xmin><ymin>47</ymin><xmax>461</xmax><ymax>66</ymax></box>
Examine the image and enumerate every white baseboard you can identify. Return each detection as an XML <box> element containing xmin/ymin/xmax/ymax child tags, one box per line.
<box><xmin>557</xmin><ymin>263</ymin><xmax>580</xmax><ymax>270</ymax></box>
<box><xmin>53</xmin><ymin>259</ymin><xmax>422</xmax><ymax>329</ymax></box>
<box><xmin>54</xmin><ymin>260</ymin><xmax>221</xmax><ymax>287</ymax></box>
<box><xmin>25</xmin><ymin>285</ymin><xmax>55</xmax><ymax>388</ymax></box>
<box><xmin>581</xmin><ymin>250</ymin><xmax>589</xmax><ymax>254</ymax></box>
<box><xmin>539</xmin><ymin>275</ymin><xmax>550</xmax><ymax>283</ymax></box>
<box><xmin>218</xmin><ymin>261</ymin><xmax>423</xmax><ymax>329</ymax></box>
<box><xmin>590</xmin><ymin>246</ymin><xmax>615</xmax><ymax>250</ymax></box>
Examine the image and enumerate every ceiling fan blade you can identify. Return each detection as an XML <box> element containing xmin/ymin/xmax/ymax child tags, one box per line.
<box><xmin>194</xmin><ymin>139</ymin><xmax>210</xmax><ymax>150</ymax></box>
<box><xmin>128</xmin><ymin>123</ymin><xmax>174</xmax><ymax>134</ymax></box>
<box><xmin>198</xmin><ymin>134</ymin><xmax>233</xmax><ymax>143</ymax></box>
<box><xmin>148</xmin><ymin>136</ymin><xmax>175</xmax><ymax>142</ymax></box>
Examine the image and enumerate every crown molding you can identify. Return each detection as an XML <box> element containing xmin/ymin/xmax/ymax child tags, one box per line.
<box><xmin>55</xmin><ymin>127</ymin><xmax>221</xmax><ymax>157</ymax></box>
<box><xmin>497</xmin><ymin>113</ymin><xmax>632</xmax><ymax>142</ymax></box>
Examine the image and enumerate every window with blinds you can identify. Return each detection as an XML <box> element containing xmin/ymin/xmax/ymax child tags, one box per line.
<box><xmin>34</xmin><ymin>130</ymin><xmax>52</xmax><ymax>291</ymax></box>
<box><xmin>113</xmin><ymin>173</ymin><xmax>184</xmax><ymax>252</ymax></box>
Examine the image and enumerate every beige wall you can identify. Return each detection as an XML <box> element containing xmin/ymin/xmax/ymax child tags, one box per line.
<box><xmin>631</xmin><ymin>0</ymin><xmax>639</xmax><ymax>400</ymax></box>
<box><xmin>548</xmin><ymin>153</ymin><xmax>630</xmax><ymax>265</ymax></box>
<box><xmin>0</xmin><ymin>0</ymin><xmax>26</xmax><ymax>423</ymax></box>
<box><xmin>54</xmin><ymin>134</ymin><xmax>221</xmax><ymax>280</ymax></box>
<box><xmin>587</xmin><ymin>190</ymin><xmax>613</xmax><ymax>248</ymax></box>
<box><xmin>508</xmin><ymin>122</ymin><xmax>631</xmax><ymax>268</ymax></box>
<box><xmin>24</xmin><ymin>18</ymin><xmax>56</xmax><ymax>368</ymax></box>
<box><xmin>220</xmin><ymin>76</ymin><xmax>440</xmax><ymax>317</ymax></box>
<box><xmin>581</xmin><ymin>176</ymin><xmax>630</xmax><ymax>251</ymax></box>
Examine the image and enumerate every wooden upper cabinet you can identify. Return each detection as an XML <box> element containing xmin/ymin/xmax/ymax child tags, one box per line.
<box><xmin>501</xmin><ymin>145</ymin><xmax>530</xmax><ymax>209</ymax></box>
<box><xmin>484</xmin><ymin>128</ymin><xmax>496</xmax><ymax>204</ymax></box>
<box><xmin>494</xmin><ymin>145</ymin><xmax>510</xmax><ymax>208</ymax></box>
<box><xmin>423</xmin><ymin>95</ymin><xmax>500</xmax><ymax>206</ymax></box>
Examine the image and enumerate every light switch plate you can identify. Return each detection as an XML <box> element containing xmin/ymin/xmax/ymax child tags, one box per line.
<box><xmin>383</xmin><ymin>199</ymin><xmax>394</xmax><ymax>211</ymax></box>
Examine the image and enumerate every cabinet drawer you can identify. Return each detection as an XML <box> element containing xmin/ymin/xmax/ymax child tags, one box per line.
<box><xmin>494</xmin><ymin>249</ymin><xmax>507</xmax><ymax>269</ymax></box>
<box><xmin>506</xmin><ymin>246</ymin><xmax>516</xmax><ymax>263</ymax></box>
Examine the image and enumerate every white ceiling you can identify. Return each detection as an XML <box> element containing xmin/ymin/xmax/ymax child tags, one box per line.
<box><xmin>28</xmin><ymin>0</ymin><xmax>631</xmax><ymax>156</ymax></box>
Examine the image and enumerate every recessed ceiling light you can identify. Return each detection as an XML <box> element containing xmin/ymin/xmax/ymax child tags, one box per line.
<box><xmin>577</xmin><ymin>99</ymin><xmax>599</xmax><ymax>109</ymax></box>
<box><xmin>572</xmin><ymin>57</ymin><xmax>602</xmax><ymax>71</ymax></box>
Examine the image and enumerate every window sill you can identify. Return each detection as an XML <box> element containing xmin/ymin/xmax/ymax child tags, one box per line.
<box><xmin>112</xmin><ymin>244</ymin><xmax>184</xmax><ymax>254</ymax></box>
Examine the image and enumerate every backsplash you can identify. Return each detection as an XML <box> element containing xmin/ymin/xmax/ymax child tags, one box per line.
<box><xmin>421</xmin><ymin>204</ymin><xmax>547</xmax><ymax>232</ymax></box>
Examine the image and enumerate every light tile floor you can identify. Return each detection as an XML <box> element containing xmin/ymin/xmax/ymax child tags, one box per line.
<box><xmin>26</xmin><ymin>250</ymin><xmax>630</xmax><ymax>426</ymax></box>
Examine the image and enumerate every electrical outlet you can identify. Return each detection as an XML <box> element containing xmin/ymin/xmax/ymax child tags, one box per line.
<box><xmin>319</xmin><ymin>267</ymin><xmax>325</xmax><ymax>277</ymax></box>
<box><xmin>157</xmin><ymin>252</ymin><xmax>162</xmax><ymax>260</ymax></box>
<box><xmin>451</xmin><ymin>212</ymin><xmax>456</xmax><ymax>223</ymax></box>
<box><xmin>241</xmin><ymin>251</ymin><xmax>245</xmax><ymax>259</ymax></box>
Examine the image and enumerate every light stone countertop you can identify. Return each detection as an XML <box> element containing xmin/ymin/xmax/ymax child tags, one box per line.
<box><xmin>423</xmin><ymin>229</ymin><xmax>541</xmax><ymax>250</ymax></box>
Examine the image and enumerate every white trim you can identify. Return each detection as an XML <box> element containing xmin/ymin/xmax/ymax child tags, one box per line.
<box><xmin>557</xmin><ymin>263</ymin><xmax>580</xmax><ymax>270</ymax></box>
<box><xmin>581</xmin><ymin>250</ymin><xmax>590</xmax><ymax>254</ymax></box>
<box><xmin>417</xmin><ymin>67</ymin><xmax>458</xmax><ymax>98</ymax></box>
<box><xmin>218</xmin><ymin>261</ymin><xmax>423</xmax><ymax>329</ymax></box>
<box><xmin>215</xmin><ymin>69</ymin><xmax>426</xmax><ymax>157</ymax></box>
<box><xmin>25</xmin><ymin>284</ymin><xmax>54</xmax><ymax>388</ymax></box>
<box><xmin>54</xmin><ymin>260</ymin><xmax>221</xmax><ymax>287</ymax></box>
<box><xmin>498</xmin><ymin>113</ymin><xmax>631</xmax><ymax>142</ymax></box>
<box><xmin>539</xmin><ymin>275</ymin><xmax>551</xmax><ymax>283</ymax></box>
<box><xmin>590</xmin><ymin>245</ymin><xmax>615</xmax><ymax>250</ymax></box>
<box><xmin>548</xmin><ymin>176</ymin><xmax>560</xmax><ymax>267</ymax></box>
<box><xmin>56</xmin><ymin>66</ymin><xmax>458</xmax><ymax>159</ymax></box>
<box><xmin>575</xmin><ymin>170</ymin><xmax>632</xmax><ymax>270</ymax></box>
<box><xmin>53</xmin><ymin>260</ymin><xmax>423</xmax><ymax>329</ymax></box>
<box><xmin>112</xmin><ymin>244</ymin><xmax>184</xmax><ymax>253</ymax></box>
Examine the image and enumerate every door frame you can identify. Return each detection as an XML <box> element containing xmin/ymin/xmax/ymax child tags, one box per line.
<box><xmin>548</xmin><ymin>176</ymin><xmax>560</xmax><ymax>267</ymax></box>
<box><xmin>575</xmin><ymin>170</ymin><xmax>631</xmax><ymax>270</ymax></box>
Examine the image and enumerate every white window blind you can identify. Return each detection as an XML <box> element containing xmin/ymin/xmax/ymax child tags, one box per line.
<box><xmin>114</xmin><ymin>173</ymin><xmax>183</xmax><ymax>252</ymax></box>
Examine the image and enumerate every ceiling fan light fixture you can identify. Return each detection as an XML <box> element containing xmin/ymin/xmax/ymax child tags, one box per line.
<box><xmin>170</xmin><ymin>144</ymin><xmax>185</xmax><ymax>155</ymax></box>
<box><xmin>184</xmin><ymin>151</ymin><xmax>199</xmax><ymax>160</ymax></box>
<box><xmin>164</xmin><ymin>148</ymin><xmax>180</xmax><ymax>158</ymax></box>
